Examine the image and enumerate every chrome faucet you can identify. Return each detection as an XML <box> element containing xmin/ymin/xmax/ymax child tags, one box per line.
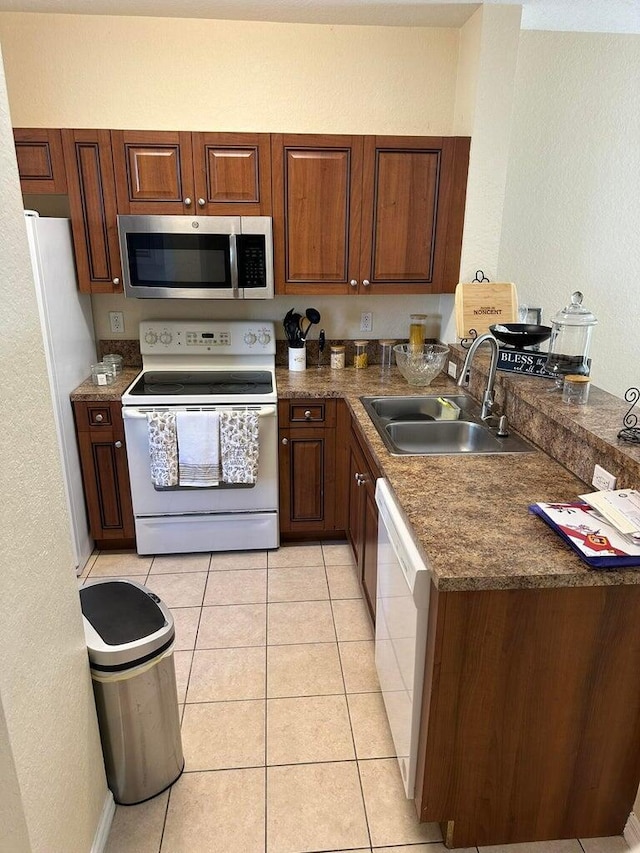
<box><xmin>457</xmin><ymin>332</ymin><xmax>500</xmax><ymax>421</ymax></box>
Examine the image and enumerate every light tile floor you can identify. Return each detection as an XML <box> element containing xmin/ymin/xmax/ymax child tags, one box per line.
<box><xmin>83</xmin><ymin>544</ymin><xmax>630</xmax><ymax>853</ymax></box>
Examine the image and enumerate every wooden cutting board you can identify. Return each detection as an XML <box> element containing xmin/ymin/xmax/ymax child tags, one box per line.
<box><xmin>454</xmin><ymin>281</ymin><xmax>518</xmax><ymax>339</ymax></box>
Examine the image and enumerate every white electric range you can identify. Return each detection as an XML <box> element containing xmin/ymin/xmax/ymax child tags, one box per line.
<box><xmin>121</xmin><ymin>320</ymin><xmax>279</xmax><ymax>555</ymax></box>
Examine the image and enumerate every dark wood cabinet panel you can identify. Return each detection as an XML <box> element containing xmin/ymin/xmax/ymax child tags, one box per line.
<box><xmin>271</xmin><ymin>134</ymin><xmax>363</xmax><ymax>295</ymax></box>
<box><xmin>278</xmin><ymin>398</ymin><xmax>339</xmax><ymax>537</ymax></box>
<box><xmin>14</xmin><ymin>128</ymin><xmax>67</xmax><ymax>193</ymax></box>
<box><xmin>347</xmin><ymin>418</ymin><xmax>380</xmax><ymax>621</ymax></box>
<box><xmin>360</xmin><ymin>135</ymin><xmax>470</xmax><ymax>294</ymax></box>
<box><xmin>74</xmin><ymin>401</ymin><xmax>135</xmax><ymax>549</ymax></box>
<box><xmin>112</xmin><ymin>130</ymin><xmax>195</xmax><ymax>214</ymax></box>
<box><xmin>192</xmin><ymin>132</ymin><xmax>271</xmax><ymax>214</ymax></box>
<box><xmin>62</xmin><ymin>129</ymin><xmax>122</xmax><ymax>294</ymax></box>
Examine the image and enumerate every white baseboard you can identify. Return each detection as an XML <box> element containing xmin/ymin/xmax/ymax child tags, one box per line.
<box><xmin>91</xmin><ymin>791</ymin><xmax>115</xmax><ymax>853</ymax></box>
<box><xmin>624</xmin><ymin>811</ymin><xmax>640</xmax><ymax>849</ymax></box>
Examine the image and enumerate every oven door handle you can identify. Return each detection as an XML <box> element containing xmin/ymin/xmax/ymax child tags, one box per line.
<box><xmin>122</xmin><ymin>405</ymin><xmax>277</xmax><ymax>420</ymax></box>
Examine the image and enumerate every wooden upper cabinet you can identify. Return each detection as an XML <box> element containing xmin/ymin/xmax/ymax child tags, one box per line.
<box><xmin>360</xmin><ymin>135</ymin><xmax>470</xmax><ymax>294</ymax></box>
<box><xmin>14</xmin><ymin>128</ymin><xmax>67</xmax><ymax>194</ymax></box>
<box><xmin>192</xmin><ymin>132</ymin><xmax>271</xmax><ymax>215</ymax></box>
<box><xmin>62</xmin><ymin>129</ymin><xmax>122</xmax><ymax>294</ymax></box>
<box><xmin>271</xmin><ymin>134</ymin><xmax>363</xmax><ymax>295</ymax></box>
<box><xmin>111</xmin><ymin>130</ymin><xmax>195</xmax><ymax>214</ymax></box>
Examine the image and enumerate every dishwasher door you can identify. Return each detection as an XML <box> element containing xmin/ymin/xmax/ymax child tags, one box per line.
<box><xmin>374</xmin><ymin>478</ymin><xmax>431</xmax><ymax>798</ymax></box>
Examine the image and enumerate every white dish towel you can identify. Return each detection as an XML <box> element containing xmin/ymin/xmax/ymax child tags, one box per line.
<box><xmin>176</xmin><ymin>411</ymin><xmax>221</xmax><ymax>487</ymax></box>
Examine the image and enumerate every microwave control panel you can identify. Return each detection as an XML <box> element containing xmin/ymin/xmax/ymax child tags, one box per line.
<box><xmin>237</xmin><ymin>235</ymin><xmax>267</xmax><ymax>289</ymax></box>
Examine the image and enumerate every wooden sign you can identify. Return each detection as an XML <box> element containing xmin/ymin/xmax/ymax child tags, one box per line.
<box><xmin>497</xmin><ymin>348</ymin><xmax>552</xmax><ymax>377</ymax></box>
<box><xmin>454</xmin><ymin>281</ymin><xmax>518</xmax><ymax>338</ymax></box>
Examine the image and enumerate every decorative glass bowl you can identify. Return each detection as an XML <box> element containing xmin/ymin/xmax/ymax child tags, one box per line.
<box><xmin>393</xmin><ymin>344</ymin><xmax>449</xmax><ymax>386</ymax></box>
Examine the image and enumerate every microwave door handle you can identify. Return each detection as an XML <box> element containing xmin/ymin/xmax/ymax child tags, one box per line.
<box><xmin>229</xmin><ymin>234</ymin><xmax>240</xmax><ymax>298</ymax></box>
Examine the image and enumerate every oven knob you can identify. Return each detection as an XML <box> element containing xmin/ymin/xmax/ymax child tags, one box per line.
<box><xmin>145</xmin><ymin>330</ymin><xmax>158</xmax><ymax>345</ymax></box>
<box><xmin>244</xmin><ymin>332</ymin><xmax>257</xmax><ymax>345</ymax></box>
<box><xmin>257</xmin><ymin>331</ymin><xmax>271</xmax><ymax>346</ymax></box>
<box><xmin>159</xmin><ymin>331</ymin><xmax>173</xmax><ymax>345</ymax></box>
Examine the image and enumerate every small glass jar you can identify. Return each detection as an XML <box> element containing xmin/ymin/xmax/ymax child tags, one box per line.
<box><xmin>562</xmin><ymin>374</ymin><xmax>591</xmax><ymax>406</ymax></box>
<box><xmin>353</xmin><ymin>341</ymin><xmax>368</xmax><ymax>369</ymax></box>
<box><xmin>91</xmin><ymin>362</ymin><xmax>115</xmax><ymax>386</ymax></box>
<box><xmin>330</xmin><ymin>345</ymin><xmax>345</xmax><ymax>370</ymax></box>
<box><xmin>379</xmin><ymin>339</ymin><xmax>396</xmax><ymax>372</ymax></box>
<box><xmin>103</xmin><ymin>353</ymin><xmax>123</xmax><ymax>375</ymax></box>
<box><xmin>409</xmin><ymin>314</ymin><xmax>427</xmax><ymax>352</ymax></box>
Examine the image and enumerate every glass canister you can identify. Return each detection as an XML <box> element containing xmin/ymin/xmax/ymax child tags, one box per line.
<box><xmin>544</xmin><ymin>292</ymin><xmax>597</xmax><ymax>386</ymax></box>
<box><xmin>103</xmin><ymin>353</ymin><xmax>123</xmax><ymax>375</ymax></box>
<box><xmin>330</xmin><ymin>345</ymin><xmax>345</xmax><ymax>370</ymax></box>
<box><xmin>379</xmin><ymin>339</ymin><xmax>396</xmax><ymax>373</ymax></box>
<box><xmin>409</xmin><ymin>314</ymin><xmax>427</xmax><ymax>351</ymax></box>
<box><xmin>91</xmin><ymin>362</ymin><xmax>115</xmax><ymax>386</ymax></box>
<box><xmin>353</xmin><ymin>341</ymin><xmax>368</xmax><ymax>369</ymax></box>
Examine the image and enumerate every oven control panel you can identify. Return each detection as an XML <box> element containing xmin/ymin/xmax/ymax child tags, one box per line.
<box><xmin>139</xmin><ymin>321</ymin><xmax>276</xmax><ymax>355</ymax></box>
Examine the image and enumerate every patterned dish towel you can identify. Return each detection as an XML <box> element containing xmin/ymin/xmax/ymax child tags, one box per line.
<box><xmin>220</xmin><ymin>410</ymin><xmax>260</xmax><ymax>484</ymax></box>
<box><xmin>176</xmin><ymin>411</ymin><xmax>221</xmax><ymax>487</ymax></box>
<box><xmin>147</xmin><ymin>411</ymin><xmax>179</xmax><ymax>487</ymax></box>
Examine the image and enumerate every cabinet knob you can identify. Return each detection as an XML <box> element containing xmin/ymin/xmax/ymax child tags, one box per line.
<box><xmin>112</xmin><ymin>277</ymin><xmax>120</xmax><ymax>286</ymax></box>
<box><xmin>304</xmin><ymin>410</ymin><xmax>312</xmax><ymax>420</ymax></box>
<box><xmin>184</xmin><ymin>197</ymin><xmax>192</xmax><ymax>206</ymax></box>
<box><xmin>349</xmin><ymin>279</ymin><xmax>358</xmax><ymax>288</ymax></box>
<box><xmin>355</xmin><ymin>472</ymin><xmax>366</xmax><ymax>486</ymax></box>
<box><xmin>114</xmin><ymin>441</ymin><xmax>122</xmax><ymax>449</ymax></box>
<box><xmin>281</xmin><ymin>437</ymin><xmax>288</xmax><ymax>445</ymax></box>
<box><xmin>198</xmin><ymin>198</ymin><xmax>206</xmax><ymax>207</ymax></box>
<box><xmin>362</xmin><ymin>279</ymin><xmax>370</xmax><ymax>287</ymax></box>
<box><xmin>95</xmin><ymin>414</ymin><xmax>103</xmax><ymax>422</ymax></box>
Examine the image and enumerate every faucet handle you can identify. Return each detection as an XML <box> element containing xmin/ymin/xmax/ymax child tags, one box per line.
<box><xmin>496</xmin><ymin>415</ymin><xmax>510</xmax><ymax>437</ymax></box>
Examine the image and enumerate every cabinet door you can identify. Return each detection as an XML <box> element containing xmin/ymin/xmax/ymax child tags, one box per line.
<box><xmin>112</xmin><ymin>130</ymin><xmax>195</xmax><ymax>214</ymax></box>
<box><xmin>362</xmin><ymin>482</ymin><xmax>379</xmax><ymax>619</ymax></box>
<box><xmin>14</xmin><ymin>128</ymin><xmax>67</xmax><ymax>194</ymax></box>
<box><xmin>360</xmin><ymin>135</ymin><xmax>470</xmax><ymax>294</ymax></box>
<box><xmin>271</xmin><ymin>133</ymin><xmax>363</xmax><ymax>295</ymax></box>
<box><xmin>347</xmin><ymin>435</ymin><xmax>366</xmax><ymax>567</ymax></box>
<box><xmin>279</xmin><ymin>426</ymin><xmax>336</xmax><ymax>534</ymax></box>
<box><xmin>74</xmin><ymin>402</ymin><xmax>135</xmax><ymax>548</ymax></box>
<box><xmin>192</xmin><ymin>132</ymin><xmax>271</xmax><ymax>215</ymax></box>
<box><xmin>62</xmin><ymin>129</ymin><xmax>122</xmax><ymax>294</ymax></box>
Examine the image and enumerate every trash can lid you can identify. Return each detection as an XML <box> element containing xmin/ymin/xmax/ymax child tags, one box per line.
<box><xmin>80</xmin><ymin>579</ymin><xmax>175</xmax><ymax>671</ymax></box>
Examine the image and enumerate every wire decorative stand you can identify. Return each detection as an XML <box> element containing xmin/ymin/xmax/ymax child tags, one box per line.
<box><xmin>618</xmin><ymin>387</ymin><xmax>640</xmax><ymax>444</ymax></box>
<box><xmin>460</xmin><ymin>270</ymin><xmax>489</xmax><ymax>349</ymax></box>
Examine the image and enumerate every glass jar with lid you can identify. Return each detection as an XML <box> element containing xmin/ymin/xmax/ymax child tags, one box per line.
<box><xmin>353</xmin><ymin>341</ymin><xmax>368</xmax><ymax>369</ymax></box>
<box><xmin>330</xmin><ymin>345</ymin><xmax>345</xmax><ymax>370</ymax></box>
<box><xmin>544</xmin><ymin>292</ymin><xmax>597</xmax><ymax>387</ymax></box>
<box><xmin>409</xmin><ymin>314</ymin><xmax>427</xmax><ymax>351</ymax></box>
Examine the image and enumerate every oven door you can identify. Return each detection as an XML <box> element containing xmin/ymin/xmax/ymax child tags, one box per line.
<box><xmin>122</xmin><ymin>404</ymin><xmax>278</xmax><ymax>515</ymax></box>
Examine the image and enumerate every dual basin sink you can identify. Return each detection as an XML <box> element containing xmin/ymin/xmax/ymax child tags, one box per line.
<box><xmin>361</xmin><ymin>395</ymin><xmax>534</xmax><ymax>456</ymax></box>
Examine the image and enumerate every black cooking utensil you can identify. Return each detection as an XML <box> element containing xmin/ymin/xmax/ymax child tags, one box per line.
<box><xmin>300</xmin><ymin>308</ymin><xmax>321</xmax><ymax>340</ymax></box>
<box><xmin>317</xmin><ymin>329</ymin><xmax>325</xmax><ymax>368</ymax></box>
<box><xmin>283</xmin><ymin>309</ymin><xmax>305</xmax><ymax>347</ymax></box>
<box><xmin>489</xmin><ymin>323</ymin><xmax>552</xmax><ymax>349</ymax></box>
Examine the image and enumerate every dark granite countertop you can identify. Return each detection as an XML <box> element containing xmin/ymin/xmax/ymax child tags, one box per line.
<box><xmin>71</xmin><ymin>361</ymin><xmax>640</xmax><ymax>592</ymax></box>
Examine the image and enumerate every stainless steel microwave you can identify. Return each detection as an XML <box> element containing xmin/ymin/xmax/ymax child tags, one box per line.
<box><xmin>117</xmin><ymin>215</ymin><xmax>274</xmax><ymax>299</ymax></box>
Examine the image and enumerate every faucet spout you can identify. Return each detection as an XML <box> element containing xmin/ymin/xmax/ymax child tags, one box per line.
<box><xmin>456</xmin><ymin>332</ymin><xmax>500</xmax><ymax>420</ymax></box>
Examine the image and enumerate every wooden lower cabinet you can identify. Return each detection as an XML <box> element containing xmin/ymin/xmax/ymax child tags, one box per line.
<box><xmin>416</xmin><ymin>583</ymin><xmax>640</xmax><ymax>847</ymax></box>
<box><xmin>278</xmin><ymin>398</ymin><xmax>342</xmax><ymax>537</ymax></box>
<box><xmin>347</xmin><ymin>418</ymin><xmax>380</xmax><ymax>620</ymax></box>
<box><xmin>73</xmin><ymin>401</ymin><xmax>135</xmax><ymax>549</ymax></box>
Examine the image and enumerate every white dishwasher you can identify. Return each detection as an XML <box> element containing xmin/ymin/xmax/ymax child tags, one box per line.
<box><xmin>375</xmin><ymin>478</ymin><xmax>431</xmax><ymax>799</ymax></box>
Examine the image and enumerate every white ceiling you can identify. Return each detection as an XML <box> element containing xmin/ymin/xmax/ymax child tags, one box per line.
<box><xmin>0</xmin><ymin>0</ymin><xmax>638</xmax><ymax>34</ymax></box>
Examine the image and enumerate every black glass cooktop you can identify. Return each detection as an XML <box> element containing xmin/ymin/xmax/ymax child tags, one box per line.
<box><xmin>129</xmin><ymin>370</ymin><xmax>273</xmax><ymax>397</ymax></box>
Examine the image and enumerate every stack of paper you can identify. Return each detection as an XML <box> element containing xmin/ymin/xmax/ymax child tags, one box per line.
<box><xmin>579</xmin><ymin>490</ymin><xmax>640</xmax><ymax>542</ymax></box>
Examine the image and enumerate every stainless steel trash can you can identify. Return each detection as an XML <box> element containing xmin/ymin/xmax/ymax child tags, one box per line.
<box><xmin>80</xmin><ymin>579</ymin><xmax>184</xmax><ymax>805</ymax></box>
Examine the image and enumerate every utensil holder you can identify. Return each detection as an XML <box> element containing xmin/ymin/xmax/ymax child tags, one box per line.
<box><xmin>288</xmin><ymin>345</ymin><xmax>306</xmax><ymax>372</ymax></box>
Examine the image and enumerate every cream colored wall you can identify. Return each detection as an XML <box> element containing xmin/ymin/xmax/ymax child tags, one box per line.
<box><xmin>0</xmin><ymin>12</ymin><xmax>458</xmax><ymax>134</ymax></box>
<box><xmin>0</xmin><ymin>46</ymin><xmax>108</xmax><ymax>853</ymax></box>
<box><xmin>441</xmin><ymin>4</ymin><xmax>522</xmax><ymax>343</ymax></box>
<box><xmin>498</xmin><ymin>30</ymin><xmax>640</xmax><ymax>399</ymax></box>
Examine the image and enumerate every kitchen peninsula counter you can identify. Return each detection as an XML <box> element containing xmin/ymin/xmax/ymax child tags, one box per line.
<box><xmin>276</xmin><ymin>364</ymin><xmax>640</xmax><ymax>592</ymax></box>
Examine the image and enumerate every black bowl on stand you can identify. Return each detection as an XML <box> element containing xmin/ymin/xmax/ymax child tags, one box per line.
<box><xmin>489</xmin><ymin>323</ymin><xmax>552</xmax><ymax>349</ymax></box>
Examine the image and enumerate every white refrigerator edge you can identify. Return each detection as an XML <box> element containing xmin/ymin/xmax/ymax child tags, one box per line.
<box><xmin>25</xmin><ymin>211</ymin><xmax>96</xmax><ymax>574</ymax></box>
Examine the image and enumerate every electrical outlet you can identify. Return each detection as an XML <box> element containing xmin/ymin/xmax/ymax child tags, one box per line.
<box><xmin>592</xmin><ymin>464</ymin><xmax>617</xmax><ymax>491</ymax></box>
<box><xmin>360</xmin><ymin>312</ymin><xmax>373</xmax><ymax>332</ymax></box>
<box><xmin>447</xmin><ymin>360</ymin><xmax>457</xmax><ymax>379</ymax></box>
<box><xmin>109</xmin><ymin>311</ymin><xmax>125</xmax><ymax>335</ymax></box>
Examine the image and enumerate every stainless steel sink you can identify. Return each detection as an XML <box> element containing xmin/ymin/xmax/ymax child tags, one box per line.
<box><xmin>361</xmin><ymin>395</ymin><xmax>534</xmax><ymax>456</ymax></box>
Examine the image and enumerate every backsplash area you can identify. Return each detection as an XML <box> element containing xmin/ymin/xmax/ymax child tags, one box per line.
<box><xmin>91</xmin><ymin>293</ymin><xmax>446</xmax><ymax>345</ymax></box>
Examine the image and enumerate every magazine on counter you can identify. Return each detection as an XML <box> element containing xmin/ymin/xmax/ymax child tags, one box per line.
<box><xmin>529</xmin><ymin>501</ymin><xmax>640</xmax><ymax>569</ymax></box>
